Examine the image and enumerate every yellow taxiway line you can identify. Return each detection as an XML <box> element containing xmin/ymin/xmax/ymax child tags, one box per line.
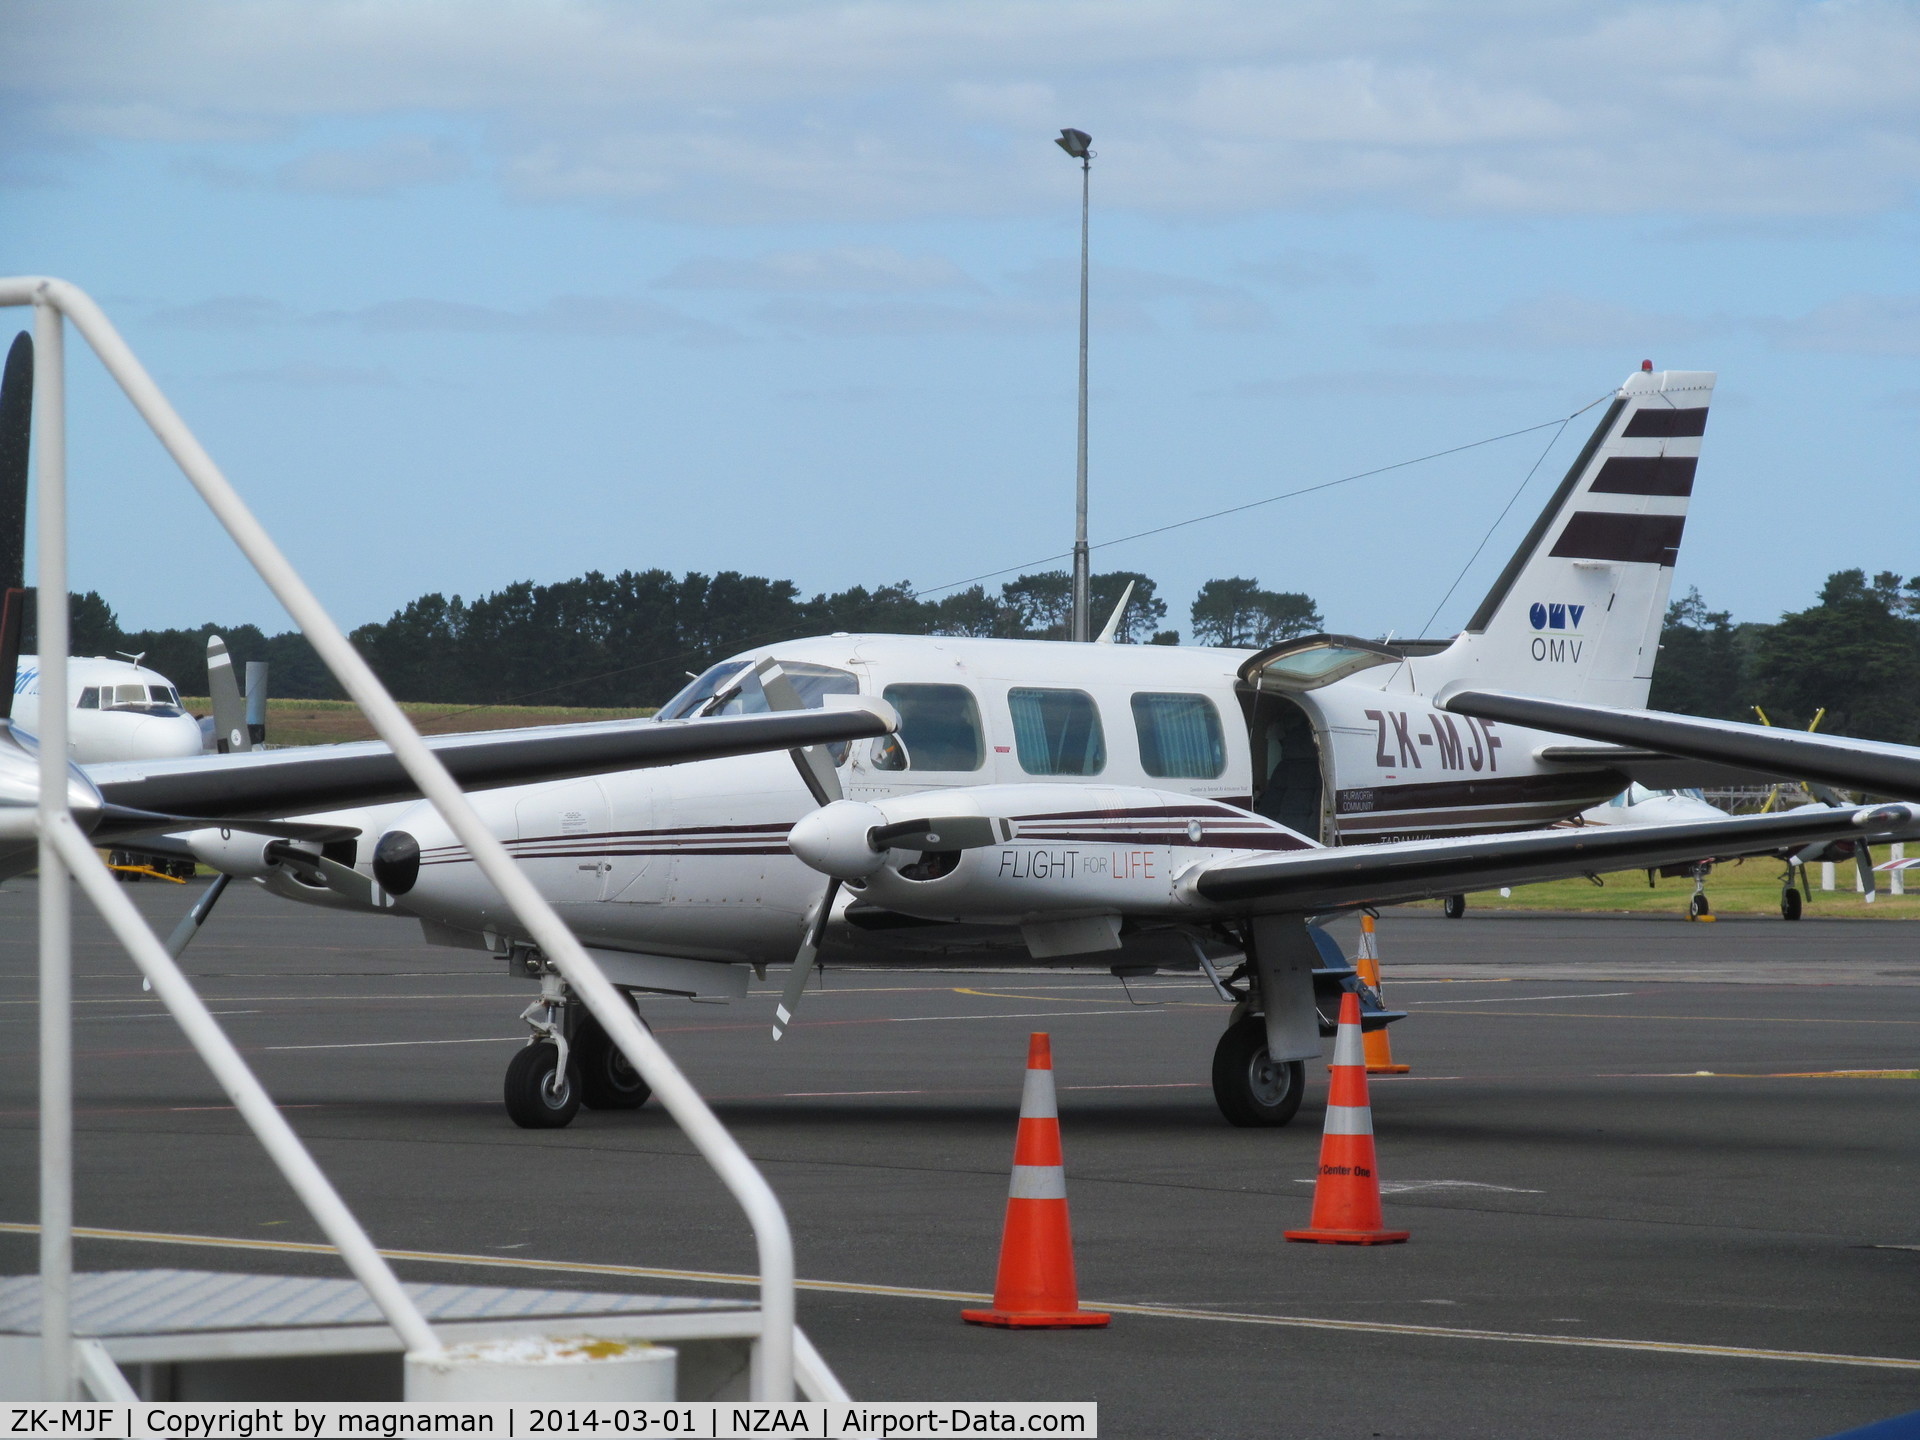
<box><xmin>2</xmin><ymin>1222</ymin><xmax>1914</xmax><ymax>1371</ymax></box>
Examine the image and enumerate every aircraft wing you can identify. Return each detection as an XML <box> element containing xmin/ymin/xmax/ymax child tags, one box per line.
<box><xmin>1188</xmin><ymin>803</ymin><xmax>1916</xmax><ymax>914</ymax></box>
<box><xmin>83</xmin><ymin>705</ymin><xmax>894</xmax><ymax>830</ymax></box>
<box><xmin>1440</xmin><ymin>688</ymin><xmax>1920</xmax><ymax>801</ymax></box>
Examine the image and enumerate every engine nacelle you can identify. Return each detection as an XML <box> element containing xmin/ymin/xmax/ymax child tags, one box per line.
<box><xmin>179</xmin><ymin>827</ymin><xmax>309</xmax><ymax>880</ymax></box>
<box><xmin>819</xmin><ymin>784</ymin><xmax>1312</xmax><ymax>928</ymax></box>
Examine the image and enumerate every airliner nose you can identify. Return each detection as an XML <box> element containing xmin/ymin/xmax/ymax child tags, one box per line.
<box><xmin>127</xmin><ymin>713</ymin><xmax>207</xmax><ymax>761</ymax></box>
<box><xmin>373</xmin><ymin>830</ymin><xmax>421</xmax><ymax>895</ymax></box>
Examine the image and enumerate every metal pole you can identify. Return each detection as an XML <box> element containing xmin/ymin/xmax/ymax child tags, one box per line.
<box><xmin>1070</xmin><ymin>155</ymin><xmax>1091</xmax><ymax>643</ymax></box>
<box><xmin>33</xmin><ymin>297</ymin><xmax>71</xmax><ymax>1401</ymax></box>
<box><xmin>0</xmin><ymin>278</ymin><xmax>798</xmax><ymax>1399</ymax></box>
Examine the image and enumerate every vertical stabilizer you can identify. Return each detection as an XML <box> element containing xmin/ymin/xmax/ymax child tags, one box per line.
<box><xmin>1420</xmin><ymin>367</ymin><xmax>1713</xmax><ymax>708</ymax></box>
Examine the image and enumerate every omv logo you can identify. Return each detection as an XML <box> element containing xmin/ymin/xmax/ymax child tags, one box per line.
<box><xmin>1528</xmin><ymin>602</ymin><xmax>1586</xmax><ymax>631</ymax></box>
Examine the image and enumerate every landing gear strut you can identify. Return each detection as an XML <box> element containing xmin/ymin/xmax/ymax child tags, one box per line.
<box><xmin>504</xmin><ymin>967</ymin><xmax>652</xmax><ymax>1128</ymax></box>
<box><xmin>1211</xmin><ymin>1014</ymin><xmax>1305</xmax><ymax>1128</ymax></box>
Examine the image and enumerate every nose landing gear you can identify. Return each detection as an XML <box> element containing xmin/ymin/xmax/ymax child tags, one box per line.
<box><xmin>503</xmin><ymin>965</ymin><xmax>653</xmax><ymax>1129</ymax></box>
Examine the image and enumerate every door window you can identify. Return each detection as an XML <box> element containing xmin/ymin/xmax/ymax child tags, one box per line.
<box><xmin>1131</xmin><ymin>692</ymin><xmax>1226</xmax><ymax>778</ymax></box>
<box><xmin>1009</xmin><ymin>688</ymin><xmax>1105</xmax><ymax>776</ymax></box>
<box><xmin>879</xmin><ymin>684</ymin><xmax>985</xmax><ymax>771</ymax></box>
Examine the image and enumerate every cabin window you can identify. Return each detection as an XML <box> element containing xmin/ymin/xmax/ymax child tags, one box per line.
<box><xmin>1009</xmin><ymin>688</ymin><xmax>1105</xmax><ymax>776</ymax></box>
<box><xmin>76</xmin><ymin>687</ymin><xmax>99</xmax><ymax>709</ymax></box>
<box><xmin>879</xmin><ymin>683</ymin><xmax>984</xmax><ymax>771</ymax></box>
<box><xmin>1131</xmin><ymin>692</ymin><xmax>1226</xmax><ymax>778</ymax></box>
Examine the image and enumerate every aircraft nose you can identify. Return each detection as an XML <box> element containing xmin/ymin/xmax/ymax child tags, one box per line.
<box><xmin>128</xmin><ymin>714</ymin><xmax>207</xmax><ymax>761</ymax></box>
<box><xmin>372</xmin><ymin>830</ymin><xmax>421</xmax><ymax>895</ymax></box>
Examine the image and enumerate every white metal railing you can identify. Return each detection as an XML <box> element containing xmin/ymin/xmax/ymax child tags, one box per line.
<box><xmin>5</xmin><ymin>277</ymin><xmax>797</xmax><ymax>1401</ymax></box>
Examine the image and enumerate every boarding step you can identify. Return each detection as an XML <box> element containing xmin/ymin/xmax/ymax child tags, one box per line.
<box><xmin>0</xmin><ymin>1270</ymin><xmax>845</xmax><ymax>1402</ymax></box>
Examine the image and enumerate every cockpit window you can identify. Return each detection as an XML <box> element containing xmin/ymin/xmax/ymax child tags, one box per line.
<box><xmin>1132</xmin><ymin>693</ymin><xmax>1226</xmax><ymax>778</ymax></box>
<box><xmin>656</xmin><ymin>661</ymin><xmax>752</xmax><ymax>720</ymax></box>
<box><xmin>655</xmin><ymin>659</ymin><xmax>860</xmax><ymax>722</ymax></box>
<box><xmin>1009</xmin><ymin>688</ymin><xmax>1105</xmax><ymax>776</ymax></box>
<box><xmin>76</xmin><ymin>687</ymin><xmax>99</xmax><ymax>710</ymax></box>
<box><xmin>98</xmin><ymin>681</ymin><xmax>184</xmax><ymax>716</ymax></box>
<box><xmin>879</xmin><ymin>684</ymin><xmax>984</xmax><ymax>771</ymax></box>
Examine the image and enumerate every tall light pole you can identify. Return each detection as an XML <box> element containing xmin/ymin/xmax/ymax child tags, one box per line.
<box><xmin>1056</xmin><ymin>127</ymin><xmax>1093</xmax><ymax>642</ymax></box>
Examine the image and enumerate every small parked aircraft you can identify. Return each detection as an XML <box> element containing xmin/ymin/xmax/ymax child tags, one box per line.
<box><xmin>83</xmin><ymin>363</ymin><xmax>1919</xmax><ymax>1129</ymax></box>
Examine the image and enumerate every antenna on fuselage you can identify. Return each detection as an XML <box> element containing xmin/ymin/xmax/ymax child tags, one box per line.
<box><xmin>1093</xmin><ymin>580</ymin><xmax>1135</xmax><ymax>645</ymax></box>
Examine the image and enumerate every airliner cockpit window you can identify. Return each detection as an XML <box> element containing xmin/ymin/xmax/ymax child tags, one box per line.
<box><xmin>1010</xmin><ymin>688</ymin><xmax>1106</xmax><ymax>776</ymax></box>
<box><xmin>76</xmin><ymin>688</ymin><xmax>99</xmax><ymax>709</ymax></box>
<box><xmin>880</xmin><ymin>684</ymin><xmax>984</xmax><ymax>771</ymax></box>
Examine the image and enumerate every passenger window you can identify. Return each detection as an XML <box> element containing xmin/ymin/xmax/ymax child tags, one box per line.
<box><xmin>76</xmin><ymin>687</ymin><xmax>99</xmax><ymax>710</ymax></box>
<box><xmin>880</xmin><ymin>684</ymin><xmax>984</xmax><ymax>771</ymax></box>
<box><xmin>1009</xmin><ymin>688</ymin><xmax>1105</xmax><ymax>776</ymax></box>
<box><xmin>1132</xmin><ymin>693</ymin><xmax>1226</xmax><ymax>779</ymax></box>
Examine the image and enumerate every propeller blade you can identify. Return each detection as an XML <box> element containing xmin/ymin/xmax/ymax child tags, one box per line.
<box><xmin>95</xmin><ymin>803</ymin><xmax>358</xmax><ymax>844</ymax></box>
<box><xmin>0</xmin><ymin>334</ymin><xmax>28</xmax><ymax>593</ymax></box>
<box><xmin>0</xmin><ymin>332</ymin><xmax>31</xmax><ymax>726</ymax></box>
<box><xmin>753</xmin><ymin>658</ymin><xmax>844</xmax><ymax>805</ymax></box>
<box><xmin>163</xmin><ymin>872</ymin><xmax>232</xmax><ymax>959</ymax></box>
<box><xmin>1858</xmin><ymin>842</ymin><xmax>1877</xmax><ymax>902</ymax></box>
<box><xmin>207</xmin><ymin>634</ymin><xmax>251</xmax><ymax>753</ymax></box>
<box><xmin>244</xmin><ymin>660</ymin><xmax>269</xmax><ymax>747</ymax></box>
<box><xmin>869</xmin><ymin>815</ymin><xmax>1004</xmax><ymax>852</ymax></box>
<box><xmin>773</xmin><ymin>878</ymin><xmax>839</xmax><ymax>1041</ymax></box>
<box><xmin>312</xmin><ymin>853</ymin><xmax>374</xmax><ymax>905</ymax></box>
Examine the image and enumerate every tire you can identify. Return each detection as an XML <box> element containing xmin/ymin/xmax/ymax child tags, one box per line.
<box><xmin>504</xmin><ymin>1042</ymin><xmax>581</xmax><ymax>1129</ymax></box>
<box><xmin>1443</xmin><ymin>894</ymin><xmax>1466</xmax><ymax>920</ymax></box>
<box><xmin>1689</xmin><ymin>893</ymin><xmax>1711</xmax><ymax>920</ymax></box>
<box><xmin>1781</xmin><ymin>887</ymin><xmax>1802</xmax><ymax>921</ymax></box>
<box><xmin>1211</xmin><ymin>1016</ymin><xmax>1306</xmax><ymax>1128</ymax></box>
<box><xmin>575</xmin><ymin>1012</ymin><xmax>652</xmax><ymax>1111</ymax></box>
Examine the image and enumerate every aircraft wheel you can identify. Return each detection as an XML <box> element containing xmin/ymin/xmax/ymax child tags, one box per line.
<box><xmin>504</xmin><ymin>1042</ymin><xmax>580</xmax><ymax>1129</ymax></box>
<box><xmin>1780</xmin><ymin>887</ymin><xmax>1803</xmax><ymax>921</ymax></box>
<box><xmin>1442</xmin><ymin>894</ymin><xmax>1466</xmax><ymax>920</ymax></box>
<box><xmin>1688</xmin><ymin>893</ymin><xmax>1711</xmax><ymax>921</ymax></box>
<box><xmin>1211</xmin><ymin>1016</ymin><xmax>1305</xmax><ymax>1128</ymax></box>
<box><xmin>576</xmin><ymin>1012</ymin><xmax>652</xmax><ymax>1111</ymax></box>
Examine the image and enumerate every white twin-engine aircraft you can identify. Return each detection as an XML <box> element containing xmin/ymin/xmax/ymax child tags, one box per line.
<box><xmin>80</xmin><ymin>363</ymin><xmax>1912</xmax><ymax>1131</ymax></box>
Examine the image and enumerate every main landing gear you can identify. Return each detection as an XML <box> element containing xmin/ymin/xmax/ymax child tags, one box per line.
<box><xmin>1442</xmin><ymin>894</ymin><xmax>1467</xmax><ymax>920</ymax></box>
<box><xmin>1211</xmin><ymin>1015</ymin><xmax>1305</xmax><ymax>1128</ymax></box>
<box><xmin>503</xmin><ymin>967</ymin><xmax>654</xmax><ymax>1130</ymax></box>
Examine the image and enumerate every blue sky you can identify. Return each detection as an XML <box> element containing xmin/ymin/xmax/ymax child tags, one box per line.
<box><xmin>6</xmin><ymin>1</ymin><xmax>1920</xmax><ymax>641</ymax></box>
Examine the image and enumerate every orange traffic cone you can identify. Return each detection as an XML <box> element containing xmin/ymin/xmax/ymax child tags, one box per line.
<box><xmin>1286</xmin><ymin>992</ymin><xmax>1410</xmax><ymax>1246</ymax></box>
<box><xmin>961</xmin><ymin>1033</ymin><xmax>1110</xmax><ymax>1329</ymax></box>
<box><xmin>1356</xmin><ymin>913</ymin><xmax>1410</xmax><ymax>1075</ymax></box>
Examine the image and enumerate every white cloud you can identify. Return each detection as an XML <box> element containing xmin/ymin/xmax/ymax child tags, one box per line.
<box><xmin>277</xmin><ymin>134</ymin><xmax>467</xmax><ymax>195</ymax></box>
<box><xmin>214</xmin><ymin>361</ymin><xmax>399</xmax><ymax>387</ymax></box>
<box><xmin>1758</xmin><ymin>295</ymin><xmax>1920</xmax><ymax>355</ymax></box>
<box><xmin>334</xmin><ymin>295</ymin><xmax>733</xmax><ymax>342</ymax></box>
<box><xmin>1384</xmin><ymin>292</ymin><xmax>1709</xmax><ymax>351</ymax></box>
<box><xmin>150</xmin><ymin>295</ymin><xmax>296</xmax><ymax>330</ymax></box>
<box><xmin>10</xmin><ymin>2</ymin><xmax>1920</xmax><ymax>220</ymax></box>
<box><xmin>658</xmin><ymin>246</ymin><xmax>977</xmax><ymax>292</ymax></box>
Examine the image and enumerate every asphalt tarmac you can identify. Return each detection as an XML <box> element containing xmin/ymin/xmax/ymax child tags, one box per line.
<box><xmin>2</xmin><ymin>879</ymin><xmax>1917</xmax><ymax>1438</ymax></box>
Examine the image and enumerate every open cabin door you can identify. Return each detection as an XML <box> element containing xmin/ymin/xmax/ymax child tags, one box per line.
<box><xmin>1237</xmin><ymin>634</ymin><xmax>1404</xmax><ymax>845</ymax></box>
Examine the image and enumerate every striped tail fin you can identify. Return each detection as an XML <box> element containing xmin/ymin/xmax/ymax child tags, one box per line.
<box><xmin>1420</xmin><ymin>366</ymin><xmax>1714</xmax><ymax>708</ymax></box>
